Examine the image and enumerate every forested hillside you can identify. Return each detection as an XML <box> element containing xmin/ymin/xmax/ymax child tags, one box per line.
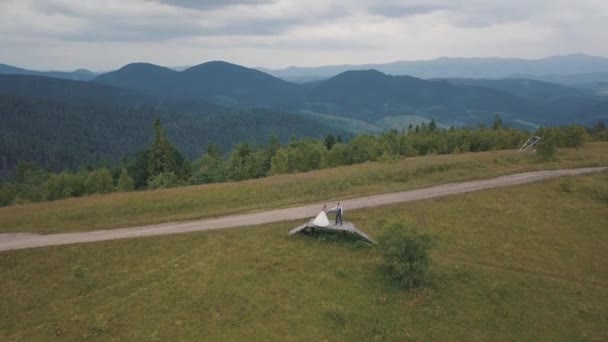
<box><xmin>93</xmin><ymin>62</ymin><xmax>608</xmax><ymax>127</ymax></box>
<box><xmin>0</xmin><ymin>95</ymin><xmax>349</xmax><ymax>178</ymax></box>
<box><xmin>0</xmin><ymin>74</ymin><xmax>152</xmax><ymax>106</ymax></box>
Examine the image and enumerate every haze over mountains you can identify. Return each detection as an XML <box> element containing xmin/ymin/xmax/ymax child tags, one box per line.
<box><xmin>1</xmin><ymin>54</ymin><xmax>608</xmax><ymax>176</ymax></box>
<box><xmin>260</xmin><ymin>54</ymin><xmax>608</xmax><ymax>83</ymax></box>
<box><xmin>88</xmin><ymin>58</ymin><xmax>607</xmax><ymax>128</ymax></box>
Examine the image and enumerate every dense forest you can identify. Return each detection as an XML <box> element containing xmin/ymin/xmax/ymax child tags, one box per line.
<box><xmin>0</xmin><ymin>95</ymin><xmax>350</xmax><ymax>178</ymax></box>
<box><xmin>1</xmin><ymin>117</ymin><xmax>604</xmax><ymax>207</ymax></box>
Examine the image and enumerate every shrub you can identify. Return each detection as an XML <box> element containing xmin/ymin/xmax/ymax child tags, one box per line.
<box><xmin>559</xmin><ymin>180</ymin><xmax>573</xmax><ymax>193</ymax></box>
<box><xmin>536</xmin><ymin>129</ymin><xmax>558</xmax><ymax>160</ymax></box>
<box><xmin>84</xmin><ymin>169</ymin><xmax>114</xmax><ymax>194</ymax></box>
<box><xmin>377</xmin><ymin>223</ymin><xmax>434</xmax><ymax>289</ymax></box>
<box><xmin>148</xmin><ymin>172</ymin><xmax>181</xmax><ymax>189</ymax></box>
<box><xmin>0</xmin><ymin>183</ymin><xmax>17</xmax><ymax>206</ymax></box>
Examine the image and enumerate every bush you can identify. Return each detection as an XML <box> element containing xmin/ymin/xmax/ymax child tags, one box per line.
<box><xmin>377</xmin><ymin>223</ymin><xmax>434</xmax><ymax>289</ymax></box>
<box><xmin>84</xmin><ymin>168</ymin><xmax>114</xmax><ymax>194</ymax></box>
<box><xmin>536</xmin><ymin>129</ymin><xmax>558</xmax><ymax>160</ymax></box>
<box><xmin>0</xmin><ymin>183</ymin><xmax>17</xmax><ymax>206</ymax></box>
<box><xmin>148</xmin><ymin>172</ymin><xmax>181</xmax><ymax>189</ymax></box>
<box><xmin>45</xmin><ymin>172</ymin><xmax>86</xmax><ymax>200</ymax></box>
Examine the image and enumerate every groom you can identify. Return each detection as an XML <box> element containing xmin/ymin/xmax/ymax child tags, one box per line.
<box><xmin>330</xmin><ymin>202</ymin><xmax>344</xmax><ymax>225</ymax></box>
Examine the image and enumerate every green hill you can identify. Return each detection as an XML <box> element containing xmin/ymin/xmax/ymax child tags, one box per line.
<box><xmin>94</xmin><ymin>61</ymin><xmax>303</xmax><ymax>107</ymax></box>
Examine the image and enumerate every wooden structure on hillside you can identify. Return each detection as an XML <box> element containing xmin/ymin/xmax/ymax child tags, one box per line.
<box><xmin>519</xmin><ymin>135</ymin><xmax>541</xmax><ymax>152</ymax></box>
<box><xmin>289</xmin><ymin>214</ymin><xmax>376</xmax><ymax>244</ymax></box>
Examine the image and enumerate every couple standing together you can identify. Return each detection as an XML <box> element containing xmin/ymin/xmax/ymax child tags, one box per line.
<box><xmin>323</xmin><ymin>202</ymin><xmax>344</xmax><ymax>225</ymax></box>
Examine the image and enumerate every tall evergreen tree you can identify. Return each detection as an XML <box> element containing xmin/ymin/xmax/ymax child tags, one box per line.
<box><xmin>148</xmin><ymin>118</ymin><xmax>179</xmax><ymax>178</ymax></box>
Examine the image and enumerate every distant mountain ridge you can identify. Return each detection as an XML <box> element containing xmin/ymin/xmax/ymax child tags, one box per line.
<box><xmin>94</xmin><ymin>61</ymin><xmax>302</xmax><ymax>107</ymax></box>
<box><xmin>2</xmin><ymin>59</ymin><xmax>607</xmax><ymax>130</ymax></box>
<box><xmin>259</xmin><ymin>54</ymin><xmax>608</xmax><ymax>81</ymax></box>
<box><xmin>0</xmin><ymin>64</ymin><xmax>97</xmax><ymax>81</ymax></box>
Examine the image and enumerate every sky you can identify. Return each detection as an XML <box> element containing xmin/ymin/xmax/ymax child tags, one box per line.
<box><xmin>1</xmin><ymin>0</ymin><xmax>607</xmax><ymax>71</ymax></box>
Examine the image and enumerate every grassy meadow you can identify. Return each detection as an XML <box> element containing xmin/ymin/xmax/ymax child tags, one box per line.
<box><xmin>1</xmin><ymin>172</ymin><xmax>607</xmax><ymax>340</ymax></box>
<box><xmin>1</xmin><ymin>143</ymin><xmax>608</xmax><ymax>234</ymax></box>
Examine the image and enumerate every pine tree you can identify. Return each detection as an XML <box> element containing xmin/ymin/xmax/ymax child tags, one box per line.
<box><xmin>429</xmin><ymin>119</ymin><xmax>438</xmax><ymax>132</ymax></box>
<box><xmin>324</xmin><ymin>134</ymin><xmax>336</xmax><ymax>150</ymax></box>
<box><xmin>148</xmin><ymin>118</ymin><xmax>179</xmax><ymax>178</ymax></box>
<box><xmin>492</xmin><ymin>115</ymin><xmax>503</xmax><ymax>130</ymax></box>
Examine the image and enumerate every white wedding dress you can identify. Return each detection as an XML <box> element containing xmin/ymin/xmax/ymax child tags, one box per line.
<box><xmin>312</xmin><ymin>210</ymin><xmax>330</xmax><ymax>227</ymax></box>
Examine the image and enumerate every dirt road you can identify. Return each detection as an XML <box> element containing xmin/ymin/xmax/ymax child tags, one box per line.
<box><xmin>1</xmin><ymin>167</ymin><xmax>605</xmax><ymax>252</ymax></box>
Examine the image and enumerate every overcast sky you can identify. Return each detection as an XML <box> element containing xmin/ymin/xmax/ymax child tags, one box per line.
<box><xmin>1</xmin><ymin>0</ymin><xmax>607</xmax><ymax>71</ymax></box>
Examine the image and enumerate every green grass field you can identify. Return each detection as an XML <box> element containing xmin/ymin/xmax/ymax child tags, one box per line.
<box><xmin>1</xmin><ymin>143</ymin><xmax>608</xmax><ymax>234</ymax></box>
<box><xmin>1</xmin><ymin>172</ymin><xmax>607</xmax><ymax>341</ymax></box>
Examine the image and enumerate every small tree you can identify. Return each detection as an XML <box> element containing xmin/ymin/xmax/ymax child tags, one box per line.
<box><xmin>428</xmin><ymin>119</ymin><xmax>438</xmax><ymax>132</ymax></box>
<box><xmin>377</xmin><ymin>223</ymin><xmax>434</xmax><ymax>289</ymax></box>
<box><xmin>564</xmin><ymin>125</ymin><xmax>588</xmax><ymax>150</ymax></box>
<box><xmin>117</xmin><ymin>169</ymin><xmax>135</xmax><ymax>192</ymax></box>
<box><xmin>324</xmin><ymin>134</ymin><xmax>336</xmax><ymax>150</ymax></box>
<box><xmin>537</xmin><ymin>129</ymin><xmax>558</xmax><ymax>160</ymax></box>
<box><xmin>492</xmin><ymin>115</ymin><xmax>503</xmax><ymax>130</ymax></box>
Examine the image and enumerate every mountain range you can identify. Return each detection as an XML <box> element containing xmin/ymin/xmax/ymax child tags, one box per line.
<box><xmin>1</xmin><ymin>58</ymin><xmax>607</xmax><ymax>129</ymax></box>
<box><xmin>88</xmin><ymin>61</ymin><xmax>607</xmax><ymax>127</ymax></box>
<box><xmin>1</xmin><ymin>55</ymin><xmax>608</xmax><ymax>176</ymax></box>
<box><xmin>259</xmin><ymin>54</ymin><xmax>608</xmax><ymax>82</ymax></box>
<box><xmin>94</xmin><ymin>61</ymin><xmax>303</xmax><ymax>107</ymax></box>
<box><xmin>0</xmin><ymin>64</ymin><xmax>97</xmax><ymax>81</ymax></box>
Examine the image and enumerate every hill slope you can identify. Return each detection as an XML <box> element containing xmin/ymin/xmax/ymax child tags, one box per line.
<box><xmin>0</xmin><ymin>63</ymin><xmax>96</xmax><ymax>81</ymax></box>
<box><xmin>0</xmin><ymin>74</ymin><xmax>154</xmax><ymax>106</ymax></box>
<box><xmin>304</xmin><ymin>70</ymin><xmax>540</xmax><ymax>124</ymax></box>
<box><xmin>0</xmin><ymin>94</ymin><xmax>348</xmax><ymax>176</ymax></box>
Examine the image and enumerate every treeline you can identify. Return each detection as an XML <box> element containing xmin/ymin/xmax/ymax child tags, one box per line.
<box><xmin>1</xmin><ymin>118</ymin><xmax>605</xmax><ymax>207</ymax></box>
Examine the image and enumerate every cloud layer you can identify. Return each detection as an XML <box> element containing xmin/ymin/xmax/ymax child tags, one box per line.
<box><xmin>0</xmin><ymin>0</ymin><xmax>606</xmax><ymax>70</ymax></box>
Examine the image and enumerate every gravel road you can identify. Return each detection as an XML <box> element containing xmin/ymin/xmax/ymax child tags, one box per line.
<box><xmin>1</xmin><ymin>166</ymin><xmax>605</xmax><ymax>252</ymax></box>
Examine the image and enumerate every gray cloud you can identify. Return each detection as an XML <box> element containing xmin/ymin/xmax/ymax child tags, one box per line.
<box><xmin>0</xmin><ymin>0</ymin><xmax>607</xmax><ymax>70</ymax></box>
<box><xmin>368</xmin><ymin>3</ymin><xmax>446</xmax><ymax>18</ymax></box>
<box><xmin>365</xmin><ymin>0</ymin><xmax>557</xmax><ymax>27</ymax></box>
<box><xmin>152</xmin><ymin>0</ymin><xmax>275</xmax><ymax>10</ymax></box>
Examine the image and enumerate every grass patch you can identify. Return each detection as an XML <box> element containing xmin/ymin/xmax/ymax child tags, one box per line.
<box><xmin>1</xmin><ymin>143</ymin><xmax>607</xmax><ymax>234</ymax></box>
<box><xmin>1</xmin><ymin>172</ymin><xmax>607</xmax><ymax>340</ymax></box>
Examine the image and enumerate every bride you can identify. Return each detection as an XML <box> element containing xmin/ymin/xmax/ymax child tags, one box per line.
<box><xmin>312</xmin><ymin>207</ymin><xmax>330</xmax><ymax>227</ymax></box>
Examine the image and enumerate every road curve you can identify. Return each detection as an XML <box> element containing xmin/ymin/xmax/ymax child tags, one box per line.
<box><xmin>1</xmin><ymin>166</ymin><xmax>606</xmax><ymax>252</ymax></box>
